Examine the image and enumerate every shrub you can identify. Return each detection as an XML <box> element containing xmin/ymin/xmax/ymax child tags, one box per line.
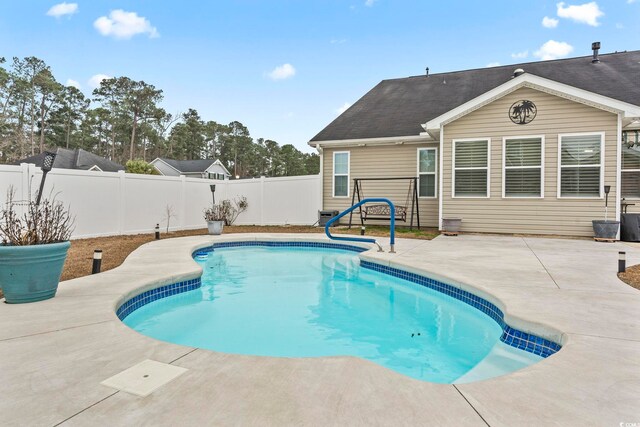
<box><xmin>0</xmin><ymin>190</ymin><xmax>74</xmax><ymax>245</ymax></box>
<box><xmin>203</xmin><ymin>196</ymin><xmax>248</xmax><ymax>225</ymax></box>
<box><xmin>125</xmin><ymin>159</ymin><xmax>159</xmax><ymax>175</ymax></box>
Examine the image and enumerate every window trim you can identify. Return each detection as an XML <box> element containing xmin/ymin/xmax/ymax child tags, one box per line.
<box><xmin>417</xmin><ymin>147</ymin><xmax>438</xmax><ymax>199</ymax></box>
<box><xmin>556</xmin><ymin>132</ymin><xmax>605</xmax><ymax>199</ymax></box>
<box><xmin>501</xmin><ymin>135</ymin><xmax>545</xmax><ymax>199</ymax></box>
<box><xmin>332</xmin><ymin>150</ymin><xmax>350</xmax><ymax>198</ymax></box>
<box><xmin>452</xmin><ymin>138</ymin><xmax>491</xmax><ymax>199</ymax></box>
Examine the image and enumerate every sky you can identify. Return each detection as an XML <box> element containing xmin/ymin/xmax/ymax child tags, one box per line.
<box><xmin>1</xmin><ymin>1</ymin><xmax>638</xmax><ymax>153</ymax></box>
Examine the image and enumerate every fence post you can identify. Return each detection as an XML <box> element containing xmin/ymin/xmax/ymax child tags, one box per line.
<box><xmin>180</xmin><ymin>175</ymin><xmax>187</xmax><ymax>230</ymax></box>
<box><xmin>260</xmin><ymin>176</ymin><xmax>266</xmax><ymax>226</ymax></box>
<box><xmin>118</xmin><ymin>170</ymin><xmax>126</xmax><ymax>234</ymax></box>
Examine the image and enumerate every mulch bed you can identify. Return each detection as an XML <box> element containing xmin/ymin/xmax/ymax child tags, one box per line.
<box><xmin>617</xmin><ymin>265</ymin><xmax>640</xmax><ymax>291</ymax></box>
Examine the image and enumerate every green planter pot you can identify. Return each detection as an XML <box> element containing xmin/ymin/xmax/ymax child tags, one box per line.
<box><xmin>0</xmin><ymin>241</ymin><xmax>70</xmax><ymax>304</ymax></box>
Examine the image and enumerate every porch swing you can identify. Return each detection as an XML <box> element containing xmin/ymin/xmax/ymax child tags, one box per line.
<box><xmin>347</xmin><ymin>177</ymin><xmax>421</xmax><ymax>230</ymax></box>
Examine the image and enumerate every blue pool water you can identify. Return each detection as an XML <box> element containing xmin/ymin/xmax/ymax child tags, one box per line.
<box><xmin>124</xmin><ymin>246</ymin><xmax>543</xmax><ymax>383</ymax></box>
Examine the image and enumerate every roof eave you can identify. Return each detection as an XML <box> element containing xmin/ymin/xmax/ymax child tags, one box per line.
<box><xmin>308</xmin><ymin>134</ymin><xmax>435</xmax><ymax>148</ymax></box>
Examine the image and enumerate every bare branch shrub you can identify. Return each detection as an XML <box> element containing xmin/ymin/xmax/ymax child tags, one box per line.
<box><xmin>163</xmin><ymin>204</ymin><xmax>177</xmax><ymax>233</ymax></box>
<box><xmin>203</xmin><ymin>196</ymin><xmax>248</xmax><ymax>225</ymax></box>
<box><xmin>0</xmin><ymin>188</ymin><xmax>75</xmax><ymax>245</ymax></box>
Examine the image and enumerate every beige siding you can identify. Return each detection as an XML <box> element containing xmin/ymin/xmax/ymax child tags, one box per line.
<box><xmin>442</xmin><ymin>87</ymin><xmax>618</xmax><ymax>236</ymax></box>
<box><xmin>322</xmin><ymin>144</ymin><xmax>439</xmax><ymax>227</ymax></box>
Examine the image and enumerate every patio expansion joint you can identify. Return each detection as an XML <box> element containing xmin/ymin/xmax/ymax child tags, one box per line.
<box><xmin>0</xmin><ymin>319</ymin><xmax>115</xmax><ymax>343</ymax></box>
<box><xmin>521</xmin><ymin>237</ymin><xmax>560</xmax><ymax>289</ymax></box>
<box><xmin>452</xmin><ymin>384</ymin><xmax>491</xmax><ymax>427</ymax></box>
<box><xmin>566</xmin><ymin>331</ymin><xmax>640</xmax><ymax>343</ymax></box>
<box><xmin>53</xmin><ymin>390</ymin><xmax>120</xmax><ymax>427</ymax></box>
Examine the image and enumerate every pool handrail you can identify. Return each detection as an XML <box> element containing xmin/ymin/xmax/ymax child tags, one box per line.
<box><xmin>325</xmin><ymin>198</ymin><xmax>395</xmax><ymax>253</ymax></box>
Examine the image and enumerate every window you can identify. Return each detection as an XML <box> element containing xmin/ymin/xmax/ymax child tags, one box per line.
<box><xmin>333</xmin><ymin>151</ymin><xmax>349</xmax><ymax>197</ymax></box>
<box><xmin>559</xmin><ymin>133</ymin><xmax>603</xmax><ymax>198</ymax></box>
<box><xmin>453</xmin><ymin>139</ymin><xmax>490</xmax><ymax>197</ymax></box>
<box><xmin>622</xmin><ymin>140</ymin><xmax>640</xmax><ymax>198</ymax></box>
<box><xmin>503</xmin><ymin>137</ymin><xmax>543</xmax><ymax>198</ymax></box>
<box><xmin>418</xmin><ymin>148</ymin><xmax>437</xmax><ymax>197</ymax></box>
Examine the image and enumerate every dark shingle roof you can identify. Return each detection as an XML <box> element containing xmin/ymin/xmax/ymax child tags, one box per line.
<box><xmin>158</xmin><ymin>158</ymin><xmax>219</xmax><ymax>173</ymax></box>
<box><xmin>16</xmin><ymin>148</ymin><xmax>124</xmax><ymax>172</ymax></box>
<box><xmin>311</xmin><ymin>50</ymin><xmax>640</xmax><ymax>142</ymax></box>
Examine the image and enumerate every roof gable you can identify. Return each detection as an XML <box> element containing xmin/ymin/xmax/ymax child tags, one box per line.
<box><xmin>423</xmin><ymin>73</ymin><xmax>640</xmax><ymax>134</ymax></box>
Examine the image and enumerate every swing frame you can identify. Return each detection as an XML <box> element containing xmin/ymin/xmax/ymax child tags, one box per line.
<box><xmin>348</xmin><ymin>177</ymin><xmax>421</xmax><ymax>230</ymax></box>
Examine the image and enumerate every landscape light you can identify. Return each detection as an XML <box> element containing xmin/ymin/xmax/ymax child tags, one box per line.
<box><xmin>36</xmin><ymin>151</ymin><xmax>57</xmax><ymax>205</ymax></box>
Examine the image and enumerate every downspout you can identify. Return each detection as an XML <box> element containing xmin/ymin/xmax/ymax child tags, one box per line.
<box><xmin>438</xmin><ymin>125</ymin><xmax>444</xmax><ymax>230</ymax></box>
<box><xmin>317</xmin><ymin>144</ymin><xmax>324</xmax><ymax>214</ymax></box>
<box><xmin>616</xmin><ymin>113</ymin><xmax>622</xmax><ymax>239</ymax></box>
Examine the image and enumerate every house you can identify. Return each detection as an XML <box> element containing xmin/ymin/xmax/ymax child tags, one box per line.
<box><xmin>309</xmin><ymin>44</ymin><xmax>640</xmax><ymax>237</ymax></box>
<box><xmin>150</xmin><ymin>158</ymin><xmax>231</xmax><ymax>179</ymax></box>
<box><xmin>15</xmin><ymin>148</ymin><xmax>124</xmax><ymax>172</ymax></box>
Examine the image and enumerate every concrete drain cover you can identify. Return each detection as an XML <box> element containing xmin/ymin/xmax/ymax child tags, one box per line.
<box><xmin>101</xmin><ymin>359</ymin><xmax>188</xmax><ymax>397</ymax></box>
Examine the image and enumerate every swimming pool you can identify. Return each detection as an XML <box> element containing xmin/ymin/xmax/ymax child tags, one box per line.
<box><xmin>120</xmin><ymin>242</ymin><xmax>560</xmax><ymax>383</ymax></box>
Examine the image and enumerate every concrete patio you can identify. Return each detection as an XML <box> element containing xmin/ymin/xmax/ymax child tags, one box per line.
<box><xmin>1</xmin><ymin>233</ymin><xmax>639</xmax><ymax>426</ymax></box>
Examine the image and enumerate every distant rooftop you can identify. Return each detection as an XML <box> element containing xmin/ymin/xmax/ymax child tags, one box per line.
<box><xmin>15</xmin><ymin>148</ymin><xmax>124</xmax><ymax>172</ymax></box>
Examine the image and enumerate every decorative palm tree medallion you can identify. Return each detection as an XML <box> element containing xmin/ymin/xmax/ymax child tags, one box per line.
<box><xmin>509</xmin><ymin>100</ymin><xmax>537</xmax><ymax>125</ymax></box>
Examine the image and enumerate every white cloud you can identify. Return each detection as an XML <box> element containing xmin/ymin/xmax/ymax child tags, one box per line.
<box><xmin>511</xmin><ymin>50</ymin><xmax>529</xmax><ymax>59</ymax></box>
<box><xmin>542</xmin><ymin>16</ymin><xmax>559</xmax><ymax>28</ymax></box>
<box><xmin>365</xmin><ymin>0</ymin><xmax>377</xmax><ymax>6</ymax></box>
<box><xmin>486</xmin><ymin>62</ymin><xmax>501</xmax><ymax>67</ymax></box>
<box><xmin>534</xmin><ymin>40</ymin><xmax>574</xmax><ymax>60</ymax></box>
<box><xmin>616</xmin><ymin>22</ymin><xmax>625</xmax><ymax>29</ymax></box>
<box><xmin>65</xmin><ymin>79</ymin><xmax>81</xmax><ymax>89</ymax></box>
<box><xmin>94</xmin><ymin>10</ymin><xmax>159</xmax><ymax>39</ymax></box>
<box><xmin>46</xmin><ymin>2</ymin><xmax>78</xmax><ymax>18</ymax></box>
<box><xmin>556</xmin><ymin>2</ymin><xmax>604</xmax><ymax>26</ymax></box>
<box><xmin>330</xmin><ymin>38</ymin><xmax>347</xmax><ymax>44</ymax></box>
<box><xmin>88</xmin><ymin>74</ymin><xmax>111</xmax><ymax>89</ymax></box>
<box><xmin>627</xmin><ymin>0</ymin><xmax>637</xmax><ymax>3</ymax></box>
<box><xmin>268</xmin><ymin>63</ymin><xmax>296</xmax><ymax>80</ymax></box>
<box><xmin>336</xmin><ymin>102</ymin><xmax>351</xmax><ymax>114</ymax></box>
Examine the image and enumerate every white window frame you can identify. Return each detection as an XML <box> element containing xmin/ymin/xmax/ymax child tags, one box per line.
<box><xmin>621</xmin><ymin>134</ymin><xmax>640</xmax><ymax>200</ymax></box>
<box><xmin>502</xmin><ymin>135</ymin><xmax>545</xmax><ymax>199</ymax></box>
<box><xmin>557</xmin><ymin>132</ymin><xmax>605</xmax><ymax>199</ymax></box>
<box><xmin>452</xmin><ymin>138</ymin><xmax>491</xmax><ymax>199</ymax></box>
<box><xmin>417</xmin><ymin>147</ymin><xmax>438</xmax><ymax>199</ymax></box>
<box><xmin>332</xmin><ymin>151</ymin><xmax>350</xmax><ymax>198</ymax></box>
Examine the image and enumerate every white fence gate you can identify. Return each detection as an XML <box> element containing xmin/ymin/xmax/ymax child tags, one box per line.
<box><xmin>0</xmin><ymin>164</ymin><xmax>322</xmax><ymax>239</ymax></box>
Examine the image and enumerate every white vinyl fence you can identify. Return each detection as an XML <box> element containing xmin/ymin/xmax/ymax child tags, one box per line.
<box><xmin>0</xmin><ymin>163</ymin><xmax>321</xmax><ymax>239</ymax></box>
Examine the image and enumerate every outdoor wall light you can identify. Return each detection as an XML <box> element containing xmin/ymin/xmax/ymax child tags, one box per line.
<box><xmin>36</xmin><ymin>151</ymin><xmax>57</xmax><ymax>205</ymax></box>
<box><xmin>210</xmin><ymin>184</ymin><xmax>216</xmax><ymax>205</ymax></box>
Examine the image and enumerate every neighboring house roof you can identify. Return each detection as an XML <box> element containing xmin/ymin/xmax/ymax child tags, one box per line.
<box><xmin>310</xmin><ymin>50</ymin><xmax>640</xmax><ymax>143</ymax></box>
<box><xmin>15</xmin><ymin>148</ymin><xmax>124</xmax><ymax>172</ymax></box>
<box><xmin>152</xmin><ymin>158</ymin><xmax>230</xmax><ymax>175</ymax></box>
<box><xmin>204</xmin><ymin>160</ymin><xmax>232</xmax><ymax>176</ymax></box>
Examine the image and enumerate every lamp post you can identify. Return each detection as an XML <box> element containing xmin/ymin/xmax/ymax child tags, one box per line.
<box><xmin>210</xmin><ymin>184</ymin><xmax>216</xmax><ymax>206</ymax></box>
<box><xmin>36</xmin><ymin>151</ymin><xmax>57</xmax><ymax>205</ymax></box>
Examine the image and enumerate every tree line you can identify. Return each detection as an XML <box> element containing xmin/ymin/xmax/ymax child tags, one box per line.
<box><xmin>0</xmin><ymin>56</ymin><xmax>319</xmax><ymax>177</ymax></box>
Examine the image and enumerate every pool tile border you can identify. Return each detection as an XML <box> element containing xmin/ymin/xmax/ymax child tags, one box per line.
<box><xmin>360</xmin><ymin>260</ymin><xmax>561</xmax><ymax>358</ymax></box>
<box><xmin>117</xmin><ymin>240</ymin><xmax>561</xmax><ymax>359</ymax></box>
<box><xmin>116</xmin><ymin>278</ymin><xmax>201</xmax><ymax>320</ymax></box>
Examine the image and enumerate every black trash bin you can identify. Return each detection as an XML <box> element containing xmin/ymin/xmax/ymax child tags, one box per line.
<box><xmin>621</xmin><ymin>213</ymin><xmax>640</xmax><ymax>241</ymax></box>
